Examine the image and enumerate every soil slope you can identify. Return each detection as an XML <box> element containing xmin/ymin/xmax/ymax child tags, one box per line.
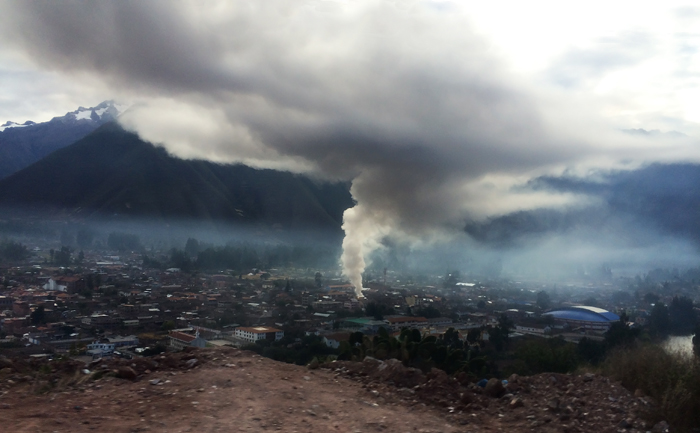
<box><xmin>0</xmin><ymin>347</ymin><xmax>666</xmax><ymax>433</ymax></box>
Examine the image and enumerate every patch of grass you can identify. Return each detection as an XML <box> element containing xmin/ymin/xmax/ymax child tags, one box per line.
<box><xmin>602</xmin><ymin>344</ymin><xmax>700</xmax><ymax>432</ymax></box>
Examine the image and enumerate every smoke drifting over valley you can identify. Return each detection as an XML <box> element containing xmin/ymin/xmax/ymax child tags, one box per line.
<box><xmin>2</xmin><ymin>1</ymin><xmax>700</xmax><ymax>291</ymax></box>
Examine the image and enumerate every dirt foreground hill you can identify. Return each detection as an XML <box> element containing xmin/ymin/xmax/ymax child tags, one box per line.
<box><xmin>0</xmin><ymin>347</ymin><xmax>669</xmax><ymax>433</ymax></box>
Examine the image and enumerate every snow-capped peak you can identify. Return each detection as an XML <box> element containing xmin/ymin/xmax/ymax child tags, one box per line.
<box><xmin>0</xmin><ymin>120</ymin><xmax>36</xmax><ymax>132</ymax></box>
<box><xmin>1</xmin><ymin>100</ymin><xmax>130</xmax><ymax>133</ymax></box>
<box><xmin>65</xmin><ymin>100</ymin><xmax>130</xmax><ymax>122</ymax></box>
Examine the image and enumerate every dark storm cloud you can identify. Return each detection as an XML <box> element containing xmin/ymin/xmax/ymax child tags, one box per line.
<box><xmin>2</xmin><ymin>0</ymin><xmax>697</xmax><ymax>293</ymax></box>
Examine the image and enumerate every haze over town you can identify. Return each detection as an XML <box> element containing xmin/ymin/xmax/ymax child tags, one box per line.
<box><xmin>1</xmin><ymin>2</ymin><xmax>700</xmax><ymax>431</ymax></box>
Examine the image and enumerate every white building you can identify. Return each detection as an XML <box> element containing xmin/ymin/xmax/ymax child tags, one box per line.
<box><xmin>168</xmin><ymin>330</ymin><xmax>207</xmax><ymax>350</ymax></box>
<box><xmin>87</xmin><ymin>342</ymin><xmax>115</xmax><ymax>359</ymax></box>
<box><xmin>234</xmin><ymin>326</ymin><xmax>284</xmax><ymax>344</ymax></box>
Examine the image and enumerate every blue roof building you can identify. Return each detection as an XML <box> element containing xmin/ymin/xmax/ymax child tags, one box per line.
<box><xmin>543</xmin><ymin>306</ymin><xmax>619</xmax><ymax>330</ymax></box>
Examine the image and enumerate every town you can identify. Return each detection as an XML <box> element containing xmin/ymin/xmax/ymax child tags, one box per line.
<box><xmin>2</xmin><ymin>232</ymin><xmax>698</xmax><ymax>377</ymax></box>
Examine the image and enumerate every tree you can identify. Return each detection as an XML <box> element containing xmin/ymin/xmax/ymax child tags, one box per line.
<box><xmin>644</xmin><ymin>292</ymin><xmax>660</xmax><ymax>305</ymax></box>
<box><xmin>169</xmin><ymin>248</ymin><xmax>193</xmax><ymax>271</ymax></box>
<box><xmin>515</xmin><ymin>337</ymin><xmax>579</xmax><ymax>375</ymax></box>
<box><xmin>31</xmin><ymin>305</ymin><xmax>47</xmax><ymax>325</ymax></box>
<box><xmin>536</xmin><ymin>291</ymin><xmax>551</xmax><ymax>310</ymax></box>
<box><xmin>365</xmin><ymin>302</ymin><xmax>394</xmax><ymax>320</ymax></box>
<box><xmin>185</xmin><ymin>238</ymin><xmax>200</xmax><ymax>257</ymax></box>
<box><xmin>414</xmin><ymin>305</ymin><xmax>441</xmax><ymax>319</ymax></box>
<box><xmin>54</xmin><ymin>246</ymin><xmax>72</xmax><ymax>266</ymax></box>
<box><xmin>668</xmin><ymin>296</ymin><xmax>696</xmax><ymax>334</ymax></box>
<box><xmin>578</xmin><ymin>337</ymin><xmax>606</xmax><ymax>365</ymax></box>
<box><xmin>649</xmin><ymin>302</ymin><xmax>670</xmax><ymax>336</ymax></box>
<box><xmin>605</xmin><ymin>321</ymin><xmax>639</xmax><ymax>350</ymax></box>
<box><xmin>0</xmin><ymin>240</ymin><xmax>29</xmax><ymax>261</ymax></box>
<box><xmin>489</xmin><ymin>315</ymin><xmax>514</xmax><ymax>352</ymax></box>
<box><xmin>443</xmin><ymin>271</ymin><xmax>460</xmax><ymax>288</ymax></box>
<box><xmin>692</xmin><ymin>325</ymin><xmax>700</xmax><ymax>357</ymax></box>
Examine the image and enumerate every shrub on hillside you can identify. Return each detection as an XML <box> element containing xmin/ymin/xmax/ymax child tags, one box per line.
<box><xmin>602</xmin><ymin>345</ymin><xmax>700</xmax><ymax>432</ymax></box>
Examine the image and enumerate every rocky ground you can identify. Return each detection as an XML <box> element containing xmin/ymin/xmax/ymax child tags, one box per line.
<box><xmin>0</xmin><ymin>347</ymin><xmax>672</xmax><ymax>432</ymax></box>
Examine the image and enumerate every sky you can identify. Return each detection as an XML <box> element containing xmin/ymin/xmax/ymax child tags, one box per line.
<box><xmin>1</xmin><ymin>1</ymin><xmax>700</xmax><ymax>288</ymax></box>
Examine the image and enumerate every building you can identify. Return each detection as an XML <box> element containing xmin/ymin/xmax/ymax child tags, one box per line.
<box><xmin>43</xmin><ymin>276</ymin><xmax>85</xmax><ymax>293</ymax></box>
<box><xmin>515</xmin><ymin>324</ymin><xmax>552</xmax><ymax>335</ymax></box>
<box><xmin>87</xmin><ymin>341</ymin><xmax>115</xmax><ymax>359</ymax></box>
<box><xmin>108</xmin><ymin>335</ymin><xmax>139</xmax><ymax>347</ymax></box>
<box><xmin>234</xmin><ymin>326</ymin><xmax>284</xmax><ymax>344</ymax></box>
<box><xmin>384</xmin><ymin>316</ymin><xmax>428</xmax><ymax>330</ymax></box>
<box><xmin>168</xmin><ymin>330</ymin><xmax>207</xmax><ymax>350</ymax></box>
<box><xmin>0</xmin><ymin>295</ymin><xmax>14</xmax><ymax>310</ymax></box>
<box><xmin>322</xmin><ymin>332</ymin><xmax>350</xmax><ymax>349</ymax></box>
<box><xmin>339</xmin><ymin>317</ymin><xmax>387</xmax><ymax>333</ymax></box>
<box><xmin>543</xmin><ymin>306</ymin><xmax>620</xmax><ymax>331</ymax></box>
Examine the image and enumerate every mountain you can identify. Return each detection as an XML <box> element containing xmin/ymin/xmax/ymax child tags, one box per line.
<box><xmin>466</xmin><ymin>163</ymin><xmax>700</xmax><ymax>247</ymax></box>
<box><xmin>0</xmin><ymin>101</ymin><xmax>126</xmax><ymax>179</ymax></box>
<box><xmin>0</xmin><ymin>122</ymin><xmax>353</xmax><ymax>231</ymax></box>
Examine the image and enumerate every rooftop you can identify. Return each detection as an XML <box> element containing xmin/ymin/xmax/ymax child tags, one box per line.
<box><xmin>543</xmin><ymin>306</ymin><xmax>619</xmax><ymax>323</ymax></box>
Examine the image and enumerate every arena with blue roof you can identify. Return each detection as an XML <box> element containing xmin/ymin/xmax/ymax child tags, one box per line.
<box><xmin>543</xmin><ymin>306</ymin><xmax>619</xmax><ymax>330</ymax></box>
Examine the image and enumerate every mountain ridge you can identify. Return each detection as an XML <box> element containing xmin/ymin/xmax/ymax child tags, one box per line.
<box><xmin>0</xmin><ymin>101</ymin><xmax>126</xmax><ymax>179</ymax></box>
<box><xmin>0</xmin><ymin>122</ymin><xmax>354</xmax><ymax>232</ymax></box>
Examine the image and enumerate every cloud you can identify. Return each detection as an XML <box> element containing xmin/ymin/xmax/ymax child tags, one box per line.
<box><xmin>1</xmin><ymin>0</ymin><xmax>700</xmax><ymax>292</ymax></box>
<box><xmin>547</xmin><ymin>32</ymin><xmax>657</xmax><ymax>88</ymax></box>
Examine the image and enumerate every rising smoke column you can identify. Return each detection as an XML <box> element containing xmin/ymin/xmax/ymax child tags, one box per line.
<box><xmin>341</xmin><ymin>205</ymin><xmax>375</xmax><ymax>297</ymax></box>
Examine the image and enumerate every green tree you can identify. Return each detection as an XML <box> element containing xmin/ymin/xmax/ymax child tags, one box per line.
<box><xmin>54</xmin><ymin>246</ymin><xmax>72</xmax><ymax>266</ymax></box>
<box><xmin>668</xmin><ymin>296</ymin><xmax>696</xmax><ymax>334</ymax></box>
<box><xmin>605</xmin><ymin>321</ymin><xmax>639</xmax><ymax>350</ymax></box>
<box><xmin>31</xmin><ymin>305</ymin><xmax>47</xmax><ymax>325</ymax></box>
<box><xmin>514</xmin><ymin>337</ymin><xmax>580</xmax><ymax>375</ymax></box>
<box><xmin>643</xmin><ymin>292</ymin><xmax>660</xmax><ymax>305</ymax></box>
<box><xmin>442</xmin><ymin>271</ymin><xmax>460</xmax><ymax>288</ymax></box>
<box><xmin>649</xmin><ymin>302</ymin><xmax>670</xmax><ymax>336</ymax></box>
<box><xmin>0</xmin><ymin>240</ymin><xmax>29</xmax><ymax>261</ymax></box>
<box><xmin>577</xmin><ymin>337</ymin><xmax>607</xmax><ymax>365</ymax></box>
<box><xmin>185</xmin><ymin>238</ymin><xmax>200</xmax><ymax>257</ymax></box>
<box><xmin>414</xmin><ymin>305</ymin><xmax>441</xmax><ymax>319</ymax></box>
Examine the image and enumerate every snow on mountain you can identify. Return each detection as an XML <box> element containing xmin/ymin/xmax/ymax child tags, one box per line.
<box><xmin>0</xmin><ymin>120</ymin><xmax>36</xmax><ymax>132</ymax></box>
<box><xmin>0</xmin><ymin>100</ymin><xmax>133</xmax><ymax>179</ymax></box>
<box><xmin>0</xmin><ymin>100</ymin><xmax>129</xmax><ymax>133</ymax></box>
<box><xmin>64</xmin><ymin>100</ymin><xmax>129</xmax><ymax>123</ymax></box>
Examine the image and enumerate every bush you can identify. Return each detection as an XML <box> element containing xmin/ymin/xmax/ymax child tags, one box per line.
<box><xmin>602</xmin><ymin>345</ymin><xmax>700</xmax><ymax>432</ymax></box>
<box><xmin>512</xmin><ymin>337</ymin><xmax>579</xmax><ymax>375</ymax></box>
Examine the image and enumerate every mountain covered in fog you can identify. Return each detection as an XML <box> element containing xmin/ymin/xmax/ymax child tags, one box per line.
<box><xmin>0</xmin><ymin>101</ymin><xmax>126</xmax><ymax>179</ymax></box>
<box><xmin>0</xmin><ymin>122</ymin><xmax>353</xmax><ymax>230</ymax></box>
<box><xmin>466</xmin><ymin>163</ymin><xmax>700</xmax><ymax>247</ymax></box>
